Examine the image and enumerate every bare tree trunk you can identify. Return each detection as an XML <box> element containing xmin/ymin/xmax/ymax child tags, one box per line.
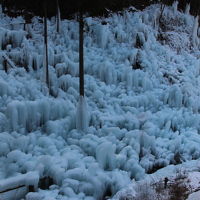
<box><xmin>44</xmin><ymin>2</ymin><xmax>49</xmax><ymax>88</ymax></box>
<box><xmin>79</xmin><ymin>11</ymin><xmax>84</xmax><ymax>96</ymax></box>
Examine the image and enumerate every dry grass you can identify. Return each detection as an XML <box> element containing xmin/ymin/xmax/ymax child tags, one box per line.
<box><xmin>119</xmin><ymin>169</ymin><xmax>191</xmax><ymax>200</ymax></box>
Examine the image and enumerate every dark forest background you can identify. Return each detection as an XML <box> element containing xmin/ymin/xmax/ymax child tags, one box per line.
<box><xmin>0</xmin><ymin>0</ymin><xmax>199</xmax><ymax>19</ymax></box>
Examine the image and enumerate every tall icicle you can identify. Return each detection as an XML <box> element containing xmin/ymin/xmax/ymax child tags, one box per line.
<box><xmin>76</xmin><ymin>96</ymin><xmax>89</xmax><ymax>132</ymax></box>
<box><xmin>172</xmin><ymin>1</ymin><xmax>178</xmax><ymax>14</ymax></box>
<box><xmin>192</xmin><ymin>16</ymin><xmax>199</xmax><ymax>48</ymax></box>
<box><xmin>185</xmin><ymin>3</ymin><xmax>190</xmax><ymax>15</ymax></box>
<box><xmin>184</xmin><ymin>4</ymin><xmax>191</xmax><ymax>26</ymax></box>
<box><xmin>56</xmin><ymin>0</ymin><xmax>61</xmax><ymax>33</ymax></box>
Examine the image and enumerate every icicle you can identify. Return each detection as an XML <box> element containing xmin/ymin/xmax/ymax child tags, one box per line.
<box><xmin>48</xmin><ymin>46</ymin><xmax>55</xmax><ymax>66</ymax></box>
<box><xmin>56</xmin><ymin>2</ymin><xmax>62</xmax><ymax>34</ymax></box>
<box><xmin>192</xmin><ymin>16</ymin><xmax>199</xmax><ymax>48</ymax></box>
<box><xmin>105</xmin><ymin>62</ymin><xmax>113</xmax><ymax>85</ymax></box>
<box><xmin>126</xmin><ymin>69</ymin><xmax>133</xmax><ymax>89</ymax></box>
<box><xmin>96</xmin><ymin>142</ymin><xmax>116</xmax><ymax>170</ymax></box>
<box><xmin>0</xmin><ymin>80</ymin><xmax>9</xmax><ymax>96</ymax></box>
<box><xmin>10</xmin><ymin>31</ymin><xmax>25</xmax><ymax>47</ymax></box>
<box><xmin>65</xmin><ymin>56</ymin><xmax>78</xmax><ymax>77</ymax></box>
<box><xmin>76</xmin><ymin>96</ymin><xmax>89</xmax><ymax>132</ymax></box>
<box><xmin>185</xmin><ymin>4</ymin><xmax>190</xmax><ymax>15</ymax></box>
<box><xmin>172</xmin><ymin>1</ymin><xmax>178</xmax><ymax>14</ymax></box>
<box><xmin>7</xmin><ymin>101</ymin><xmax>19</xmax><ymax>131</ymax></box>
<box><xmin>132</xmin><ymin>70</ymin><xmax>139</xmax><ymax>88</ymax></box>
<box><xmin>17</xmin><ymin>102</ymin><xmax>27</xmax><ymax>128</ymax></box>
<box><xmin>21</xmin><ymin>38</ymin><xmax>30</xmax><ymax>70</ymax></box>
<box><xmin>166</xmin><ymin>85</ymin><xmax>183</xmax><ymax>108</ymax></box>
<box><xmin>153</xmin><ymin>13</ymin><xmax>158</xmax><ymax>30</ymax></box>
<box><xmin>94</xmin><ymin>24</ymin><xmax>110</xmax><ymax>48</ymax></box>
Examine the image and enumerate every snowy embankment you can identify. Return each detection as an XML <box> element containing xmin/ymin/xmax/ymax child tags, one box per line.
<box><xmin>0</xmin><ymin>2</ymin><xmax>200</xmax><ymax>200</ymax></box>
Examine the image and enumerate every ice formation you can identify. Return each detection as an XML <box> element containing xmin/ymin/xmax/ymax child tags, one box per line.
<box><xmin>192</xmin><ymin>16</ymin><xmax>199</xmax><ymax>48</ymax></box>
<box><xmin>0</xmin><ymin>2</ymin><xmax>199</xmax><ymax>200</ymax></box>
<box><xmin>76</xmin><ymin>96</ymin><xmax>89</xmax><ymax>132</ymax></box>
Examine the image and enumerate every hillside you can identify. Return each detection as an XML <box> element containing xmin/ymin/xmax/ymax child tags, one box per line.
<box><xmin>0</xmin><ymin>2</ymin><xmax>200</xmax><ymax>200</ymax></box>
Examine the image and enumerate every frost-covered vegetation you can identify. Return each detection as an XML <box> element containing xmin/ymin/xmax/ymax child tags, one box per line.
<box><xmin>0</xmin><ymin>2</ymin><xmax>200</xmax><ymax>200</ymax></box>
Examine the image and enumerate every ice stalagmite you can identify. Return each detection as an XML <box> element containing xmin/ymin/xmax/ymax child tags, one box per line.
<box><xmin>76</xmin><ymin>96</ymin><xmax>89</xmax><ymax>132</ymax></box>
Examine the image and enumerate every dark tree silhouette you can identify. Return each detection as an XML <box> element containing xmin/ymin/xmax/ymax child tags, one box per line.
<box><xmin>43</xmin><ymin>0</ymin><xmax>49</xmax><ymax>88</ymax></box>
<box><xmin>79</xmin><ymin>11</ymin><xmax>84</xmax><ymax>96</ymax></box>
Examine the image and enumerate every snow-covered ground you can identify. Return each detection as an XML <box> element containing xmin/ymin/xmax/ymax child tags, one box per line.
<box><xmin>114</xmin><ymin>160</ymin><xmax>200</xmax><ymax>199</ymax></box>
<box><xmin>0</xmin><ymin>2</ymin><xmax>200</xmax><ymax>200</ymax></box>
<box><xmin>188</xmin><ymin>191</ymin><xmax>200</xmax><ymax>200</ymax></box>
